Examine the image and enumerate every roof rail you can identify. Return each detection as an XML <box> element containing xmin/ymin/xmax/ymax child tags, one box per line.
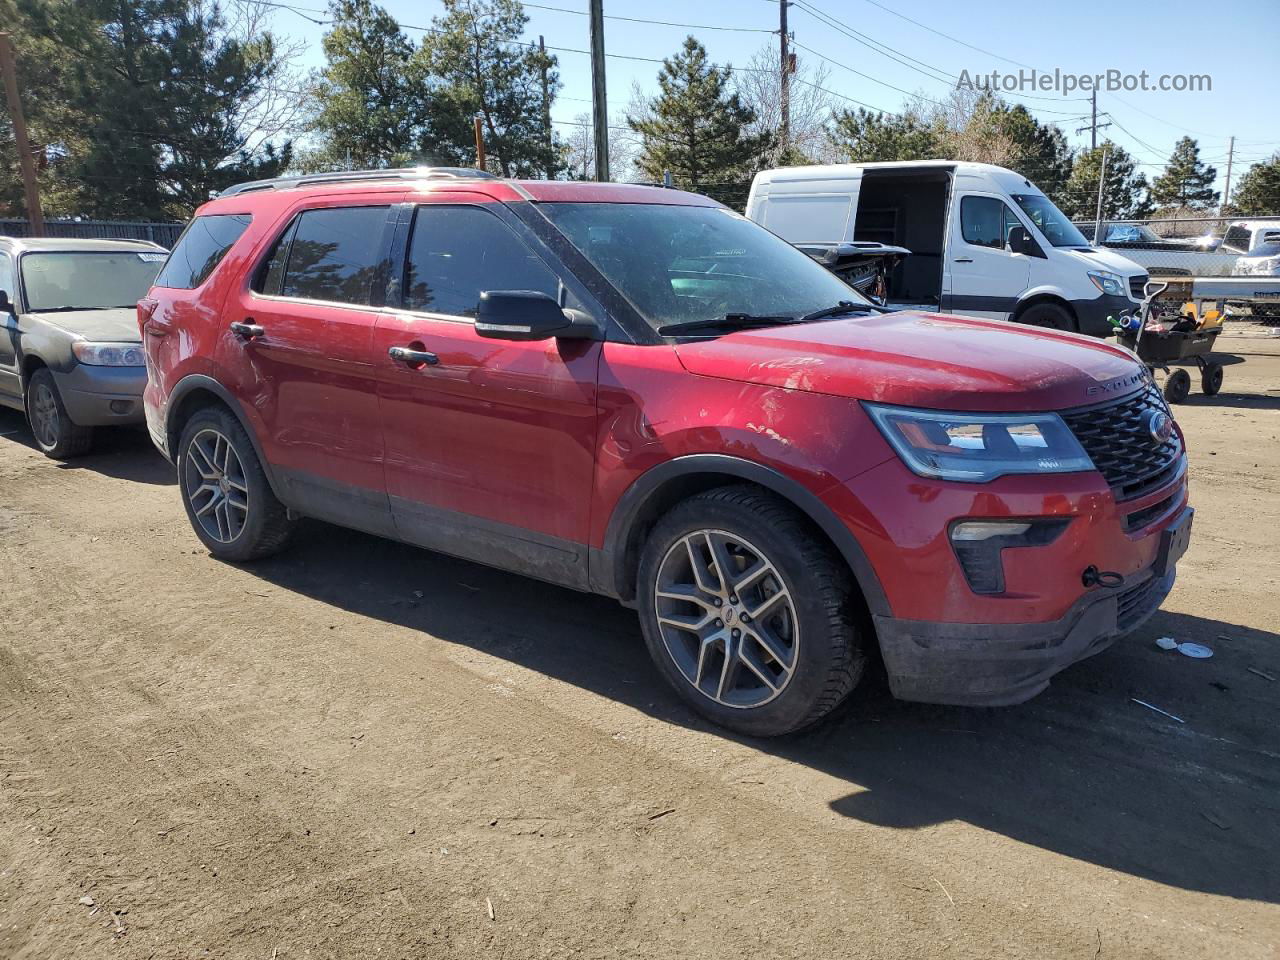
<box><xmin>218</xmin><ymin>166</ymin><xmax>499</xmax><ymax>198</ymax></box>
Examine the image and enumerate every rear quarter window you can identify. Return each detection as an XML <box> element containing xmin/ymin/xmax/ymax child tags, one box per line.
<box><xmin>155</xmin><ymin>214</ymin><xmax>252</xmax><ymax>289</ymax></box>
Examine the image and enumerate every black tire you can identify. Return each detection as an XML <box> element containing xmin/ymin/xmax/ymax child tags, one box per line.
<box><xmin>176</xmin><ymin>405</ymin><xmax>295</xmax><ymax>561</ymax></box>
<box><xmin>1016</xmin><ymin>302</ymin><xmax>1076</xmax><ymax>332</ymax></box>
<box><xmin>1163</xmin><ymin>368</ymin><xmax>1192</xmax><ymax>404</ymax></box>
<box><xmin>636</xmin><ymin>485</ymin><xmax>864</xmax><ymax>737</ymax></box>
<box><xmin>1201</xmin><ymin>361</ymin><xmax>1224</xmax><ymax>396</ymax></box>
<box><xmin>26</xmin><ymin>367</ymin><xmax>94</xmax><ymax>459</ymax></box>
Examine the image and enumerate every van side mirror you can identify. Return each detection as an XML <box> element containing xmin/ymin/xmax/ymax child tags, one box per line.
<box><xmin>1007</xmin><ymin>226</ymin><xmax>1045</xmax><ymax>259</ymax></box>
<box><xmin>474</xmin><ymin>290</ymin><xmax>595</xmax><ymax>341</ymax></box>
<box><xmin>0</xmin><ymin>290</ymin><xmax>13</xmax><ymax>317</ymax></box>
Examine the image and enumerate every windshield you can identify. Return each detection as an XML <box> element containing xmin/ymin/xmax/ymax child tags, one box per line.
<box><xmin>539</xmin><ymin>202</ymin><xmax>870</xmax><ymax>333</ymax></box>
<box><xmin>1010</xmin><ymin>193</ymin><xmax>1089</xmax><ymax>248</ymax></box>
<box><xmin>20</xmin><ymin>251</ymin><xmax>166</xmax><ymax>312</ymax></box>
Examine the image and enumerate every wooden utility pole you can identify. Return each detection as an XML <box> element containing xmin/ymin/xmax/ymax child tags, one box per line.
<box><xmin>1075</xmin><ymin>89</ymin><xmax>1111</xmax><ymax>152</ymax></box>
<box><xmin>0</xmin><ymin>32</ymin><xmax>44</xmax><ymax>236</ymax></box>
<box><xmin>474</xmin><ymin>115</ymin><xmax>486</xmax><ymax>171</ymax></box>
<box><xmin>588</xmin><ymin>0</ymin><xmax>609</xmax><ymax>182</ymax></box>
<box><xmin>539</xmin><ymin>35</ymin><xmax>554</xmax><ymax>180</ymax></box>
<box><xmin>1221</xmin><ymin>135</ymin><xmax>1235</xmax><ymax>214</ymax></box>
<box><xmin>779</xmin><ymin>1</ymin><xmax>790</xmax><ymax>153</ymax></box>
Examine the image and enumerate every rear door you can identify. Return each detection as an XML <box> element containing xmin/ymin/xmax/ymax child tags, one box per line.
<box><xmin>233</xmin><ymin>197</ymin><xmax>401</xmax><ymax>536</ymax></box>
<box><xmin>371</xmin><ymin>197</ymin><xmax>602</xmax><ymax>588</ymax></box>
<box><xmin>945</xmin><ymin>193</ymin><xmax>1031</xmax><ymax>320</ymax></box>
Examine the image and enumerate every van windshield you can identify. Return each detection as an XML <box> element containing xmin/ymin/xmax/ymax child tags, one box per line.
<box><xmin>540</xmin><ymin>202</ymin><xmax>870</xmax><ymax>333</ymax></box>
<box><xmin>1010</xmin><ymin>194</ymin><xmax>1089</xmax><ymax>248</ymax></box>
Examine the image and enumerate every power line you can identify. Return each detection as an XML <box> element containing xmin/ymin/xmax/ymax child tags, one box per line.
<box><xmin>522</xmin><ymin>2</ymin><xmax>774</xmax><ymax>34</ymax></box>
<box><xmin>848</xmin><ymin>0</ymin><xmax>1033</xmax><ymax>70</ymax></box>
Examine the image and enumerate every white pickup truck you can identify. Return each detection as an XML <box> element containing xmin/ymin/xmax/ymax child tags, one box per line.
<box><xmin>1085</xmin><ymin>219</ymin><xmax>1280</xmax><ymax>278</ymax></box>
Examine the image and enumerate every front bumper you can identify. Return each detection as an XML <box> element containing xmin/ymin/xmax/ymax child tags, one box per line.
<box><xmin>1069</xmin><ymin>291</ymin><xmax>1141</xmax><ymax>338</ymax></box>
<box><xmin>874</xmin><ymin>565</ymin><xmax>1175</xmax><ymax>706</ymax></box>
<box><xmin>54</xmin><ymin>364</ymin><xmax>146</xmax><ymax>426</ymax></box>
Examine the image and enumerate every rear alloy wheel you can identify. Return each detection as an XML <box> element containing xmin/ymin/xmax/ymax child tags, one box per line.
<box><xmin>638</xmin><ymin>486</ymin><xmax>864</xmax><ymax>737</ymax></box>
<box><xmin>26</xmin><ymin>368</ymin><xmax>93</xmax><ymax>459</ymax></box>
<box><xmin>177</xmin><ymin>406</ymin><xmax>295</xmax><ymax>561</ymax></box>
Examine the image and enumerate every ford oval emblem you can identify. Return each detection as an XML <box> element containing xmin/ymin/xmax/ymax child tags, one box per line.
<box><xmin>1146</xmin><ymin>410</ymin><xmax>1174</xmax><ymax>444</ymax></box>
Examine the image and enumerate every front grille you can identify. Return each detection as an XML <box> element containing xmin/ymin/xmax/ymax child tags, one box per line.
<box><xmin>1061</xmin><ymin>384</ymin><xmax>1182</xmax><ymax>501</ymax></box>
<box><xmin>1117</xmin><ymin>575</ymin><xmax>1162</xmax><ymax>632</ymax></box>
<box><xmin>1123</xmin><ymin>494</ymin><xmax>1176</xmax><ymax>532</ymax></box>
<box><xmin>1129</xmin><ymin>274</ymin><xmax>1149</xmax><ymax>300</ymax></box>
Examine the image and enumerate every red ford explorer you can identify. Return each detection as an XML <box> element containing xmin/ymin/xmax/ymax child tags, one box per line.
<box><xmin>140</xmin><ymin>168</ymin><xmax>1192</xmax><ymax>736</ymax></box>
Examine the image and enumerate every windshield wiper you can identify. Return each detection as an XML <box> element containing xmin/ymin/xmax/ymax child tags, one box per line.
<box><xmin>796</xmin><ymin>300</ymin><xmax>877</xmax><ymax>323</ymax></box>
<box><xmin>657</xmin><ymin>313</ymin><xmax>794</xmax><ymax>336</ymax></box>
<box><xmin>30</xmin><ymin>305</ymin><xmax>112</xmax><ymax>313</ymax></box>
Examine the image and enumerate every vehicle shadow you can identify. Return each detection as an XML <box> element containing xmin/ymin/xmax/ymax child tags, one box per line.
<box><xmin>0</xmin><ymin>408</ymin><xmax>174</xmax><ymax>485</ymax></box>
<box><xmin>1175</xmin><ymin>391</ymin><xmax>1280</xmax><ymax>411</ymax></box>
<box><xmin>234</xmin><ymin>519</ymin><xmax>1280</xmax><ymax>905</ymax></box>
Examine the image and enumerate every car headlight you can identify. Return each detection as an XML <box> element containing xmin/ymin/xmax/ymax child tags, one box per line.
<box><xmin>72</xmin><ymin>342</ymin><xmax>146</xmax><ymax>366</ymax></box>
<box><xmin>1088</xmin><ymin>270</ymin><xmax>1125</xmax><ymax>296</ymax></box>
<box><xmin>864</xmin><ymin>403</ymin><xmax>1094</xmax><ymax>482</ymax></box>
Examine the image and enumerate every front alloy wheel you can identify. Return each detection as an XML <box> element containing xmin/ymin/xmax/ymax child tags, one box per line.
<box><xmin>638</xmin><ymin>485</ymin><xmax>864</xmax><ymax>737</ymax></box>
<box><xmin>654</xmin><ymin>529</ymin><xmax>800</xmax><ymax>708</ymax></box>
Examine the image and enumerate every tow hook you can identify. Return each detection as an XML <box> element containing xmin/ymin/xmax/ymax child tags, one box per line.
<box><xmin>1082</xmin><ymin>566</ymin><xmax>1125</xmax><ymax>589</ymax></box>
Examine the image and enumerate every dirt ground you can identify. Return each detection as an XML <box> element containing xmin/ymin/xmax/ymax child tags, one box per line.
<box><xmin>1</xmin><ymin>331</ymin><xmax>1278</xmax><ymax>960</ymax></box>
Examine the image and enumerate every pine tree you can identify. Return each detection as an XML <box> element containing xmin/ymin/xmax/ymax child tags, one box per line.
<box><xmin>310</xmin><ymin>0</ymin><xmax>429</xmax><ymax>169</ymax></box>
<box><xmin>828</xmin><ymin>108</ymin><xmax>938</xmax><ymax>163</ymax></box>
<box><xmin>990</xmin><ymin>104</ymin><xmax>1074</xmax><ymax>203</ymax></box>
<box><xmin>1060</xmin><ymin>143</ymin><xmax>1150</xmax><ymax>221</ymax></box>
<box><xmin>417</xmin><ymin>0</ymin><xmax>562</xmax><ymax>178</ymax></box>
<box><xmin>1151</xmin><ymin>136</ymin><xmax>1219</xmax><ymax>210</ymax></box>
<box><xmin>7</xmin><ymin>0</ymin><xmax>295</xmax><ymax>219</ymax></box>
<box><xmin>1229</xmin><ymin>154</ymin><xmax>1280</xmax><ymax>216</ymax></box>
<box><xmin>628</xmin><ymin>37</ymin><xmax>770</xmax><ymax>193</ymax></box>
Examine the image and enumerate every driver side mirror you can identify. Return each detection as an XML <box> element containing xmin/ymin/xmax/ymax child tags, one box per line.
<box><xmin>474</xmin><ymin>290</ymin><xmax>596</xmax><ymax>341</ymax></box>
<box><xmin>1007</xmin><ymin>226</ymin><xmax>1045</xmax><ymax>259</ymax></box>
<box><xmin>0</xmin><ymin>290</ymin><xmax>13</xmax><ymax>316</ymax></box>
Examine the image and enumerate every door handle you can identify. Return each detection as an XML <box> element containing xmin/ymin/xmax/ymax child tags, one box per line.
<box><xmin>230</xmin><ymin>321</ymin><xmax>265</xmax><ymax>340</ymax></box>
<box><xmin>953</xmin><ymin>257</ymin><xmax>974</xmax><ymax>263</ymax></box>
<box><xmin>389</xmin><ymin>345</ymin><xmax>439</xmax><ymax>366</ymax></box>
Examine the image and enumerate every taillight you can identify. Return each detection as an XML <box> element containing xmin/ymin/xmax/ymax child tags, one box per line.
<box><xmin>137</xmin><ymin>297</ymin><xmax>158</xmax><ymax>334</ymax></box>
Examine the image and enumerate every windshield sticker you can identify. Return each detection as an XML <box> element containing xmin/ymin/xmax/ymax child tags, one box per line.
<box><xmin>137</xmin><ymin>253</ymin><xmax>167</xmax><ymax>262</ymax></box>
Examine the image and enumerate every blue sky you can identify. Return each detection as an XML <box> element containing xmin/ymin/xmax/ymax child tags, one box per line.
<box><xmin>272</xmin><ymin>0</ymin><xmax>1280</xmax><ymax>194</ymax></box>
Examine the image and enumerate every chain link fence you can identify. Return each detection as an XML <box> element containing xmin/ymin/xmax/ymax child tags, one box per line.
<box><xmin>0</xmin><ymin>218</ymin><xmax>183</xmax><ymax>247</ymax></box>
<box><xmin>1072</xmin><ymin>215</ymin><xmax>1280</xmax><ymax>279</ymax></box>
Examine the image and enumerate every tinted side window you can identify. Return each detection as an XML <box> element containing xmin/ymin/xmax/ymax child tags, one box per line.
<box><xmin>155</xmin><ymin>214</ymin><xmax>251</xmax><ymax>289</ymax></box>
<box><xmin>281</xmin><ymin>206</ymin><xmax>389</xmax><ymax>306</ymax></box>
<box><xmin>404</xmin><ymin>205</ymin><xmax>559</xmax><ymax>316</ymax></box>
<box><xmin>961</xmin><ymin>196</ymin><xmax>1017</xmax><ymax>249</ymax></box>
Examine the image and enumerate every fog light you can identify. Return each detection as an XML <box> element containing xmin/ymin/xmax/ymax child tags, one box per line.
<box><xmin>109</xmin><ymin>399</ymin><xmax>134</xmax><ymax>415</ymax></box>
<box><xmin>949</xmin><ymin>519</ymin><xmax>1070</xmax><ymax>595</ymax></box>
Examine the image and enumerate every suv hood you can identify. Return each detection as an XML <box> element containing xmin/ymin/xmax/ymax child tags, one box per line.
<box><xmin>23</xmin><ymin>307</ymin><xmax>142</xmax><ymax>343</ymax></box>
<box><xmin>673</xmin><ymin>310</ymin><xmax>1145</xmax><ymax>413</ymax></box>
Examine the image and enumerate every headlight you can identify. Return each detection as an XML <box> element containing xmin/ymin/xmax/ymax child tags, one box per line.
<box><xmin>864</xmin><ymin>403</ymin><xmax>1094</xmax><ymax>482</ymax></box>
<box><xmin>1088</xmin><ymin>270</ymin><xmax>1125</xmax><ymax>297</ymax></box>
<box><xmin>72</xmin><ymin>342</ymin><xmax>146</xmax><ymax>366</ymax></box>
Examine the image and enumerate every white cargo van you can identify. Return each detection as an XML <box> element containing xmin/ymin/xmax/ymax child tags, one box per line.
<box><xmin>746</xmin><ymin>161</ymin><xmax>1149</xmax><ymax>337</ymax></box>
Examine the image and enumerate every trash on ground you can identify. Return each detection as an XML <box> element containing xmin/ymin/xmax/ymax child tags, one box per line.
<box><xmin>1154</xmin><ymin>637</ymin><xmax>1213</xmax><ymax>658</ymax></box>
<box><xmin>1130</xmin><ymin>698</ymin><xmax>1186</xmax><ymax>723</ymax></box>
<box><xmin>77</xmin><ymin>896</ymin><xmax>95</xmax><ymax>906</ymax></box>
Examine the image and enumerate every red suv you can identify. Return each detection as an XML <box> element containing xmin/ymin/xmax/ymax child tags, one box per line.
<box><xmin>140</xmin><ymin>168</ymin><xmax>1192</xmax><ymax>736</ymax></box>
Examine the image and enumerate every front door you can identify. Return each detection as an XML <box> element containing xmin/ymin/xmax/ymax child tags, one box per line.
<box><xmin>945</xmin><ymin>193</ymin><xmax>1031</xmax><ymax>320</ymax></box>
<box><xmin>0</xmin><ymin>252</ymin><xmax>20</xmax><ymax>404</ymax></box>
<box><xmin>371</xmin><ymin>200</ymin><xmax>601</xmax><ymax>589</ymax></box>
<box><xmin>232</xmin><ymin>199</ymin><xmax>401</xmax><ymax>536</ymax></box>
